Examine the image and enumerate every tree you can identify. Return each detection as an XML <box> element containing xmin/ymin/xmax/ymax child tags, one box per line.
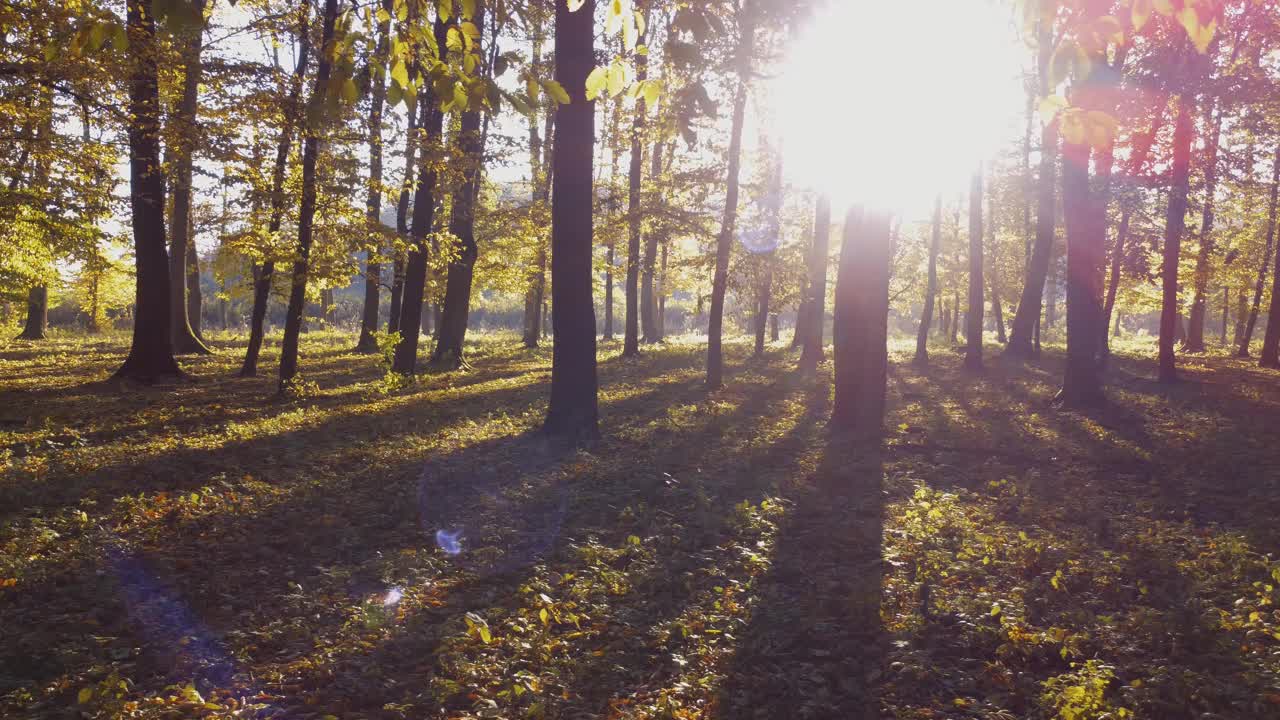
<box><xmin>1239</xmin><ymin>143</ymin><xmax>1280</xmax><ymax>357</ymax></box>
<box><xmin>278</xmin><ymin>0</ymin><xmax>341</xmax><ymax>391</ymax></box>
<box><xmin>1159</xmin><ymin>75</ymin><xmax>1195</xmax><ymax>384</ymax></box>
<box><xmin>355</xmin><ymin>0</ymin><xmax>393</xmax><ymax>354</ymax></box>
<box><xmin>241</xmin><ymin>0</ymin><xmax>311</xmax><ymax>378</ymax></box>
<box><xmin>831</xmin><ymin>206</ymin><xmax>891</xmax><ymax>440</ymax></box>
<box><xmin>113</xmin><ymin>0</ymin><xmax>183</xmax><ymax>383</ymax></box>
<box><xmin>543</xmin><ymin>0</ymin><xmax>598</xmax><ymax>445</ymax></box>
<box><xmin>706</xmin><ymin>0</ymin><xmax>754</xmax><ymax>389</ymax></box>
<box><xmin>1185</xmin><ymin>98</ymin><xmax>1223</xmax><ymax>352</ymax></box>
<box><xmin>622</xmin><ymin>1</ymin><xmax>649</xmax><ymax>358</ymax></box>
<box><xmin>167</xmin><ymin>0</ymin><xmax>212</xmax><ymax>356</ymax></box>
<box><xmin>17</xmin><ymin>286</ymin><xmax>47</xmax><ymax>340</ymax></box>
<box><xmin>965</xmin><ymin>169</ymin><xmax>984</xmax><ymax>371</ymax></box>
<box><xmin>913</xmin><ymin>194</ymin><xmax>941</xmax><ymax>366</ymax></box>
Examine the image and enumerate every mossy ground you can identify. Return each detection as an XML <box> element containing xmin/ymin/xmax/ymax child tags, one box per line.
<box><xmin>2</xmin><ymin>330</ymin><xmax>1279</xmax><ymax>718</ymax></box>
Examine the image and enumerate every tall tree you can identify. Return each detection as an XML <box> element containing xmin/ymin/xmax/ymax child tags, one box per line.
<box><xmin>388</xmin><ymin>99</ymin><xmax>420</xmax><ymax>336</ymax></box>
<box><xmin>622</xmin><ymin>2</ymin><xmax>648</xmax><ymax>357</ymax></box>
<box><xmin>168</xmin><ymin>0</ymin><xmax>212</xmax><ymax>356</ymax></box>
<box><xmin>17</xmin><ymin>286</ymin><xmax>47</xmax><ymax>340</ymax></box>
<box><xmin>913</xmin><ymin>193</ymin><xmax>941</xmax><ymax>365</ymax></box>
<box><xmin>241</xmin><ymin>0</ymin><xmax>311</xmax><ymax>377</ymax></box>
<box><xmin>754</xmin><ymin>150</ymin><xmax>782</xmax><ymax>357</ymax></box>
<box><xmin>277</xmin><ymin>0</ymin><xmax>340</xmax><ymax>390</ymax></box>
<box><xmin>831</xmin><ymin>206</ymin><xmax>891</xmax><ymax>439</ymax></box>
<box><xmin>523</xmin><ymin>102</ymin><xmax>554</xmax><ymax>348</ymax></box>
<box><xmin>706</xmin><ymin>0</ymin><xmax>754</xmax><ymax>389</ymax></box>
<box><xmin>355</xmin><ymin>0</ymin><xmax>393</xmax><ymax>354</ymax></box>
<box><xmin>1159</xmin><ymin>88</ymin><xmax>1195</xmax><ymax>384</ymax></box>
<box><xmin>434</xmin><ymin>0</ymin><xmax>491</xmax><ymax>368</ymax></box>
<box><xmin>965</xmin><ymin>169</ymin><xmax>984</xmax><ymax>370</ymax></box>
<box><xmin>1185</xmin><ymin>99</ymin><xmax>1223</xmax><ymax>352</ymax></box>
<box><xmin>391</xmin><ymin>16</ymin><xmax>449</xmax><ymax>376</ymax></box>
<box><xmin>543</xmin><ymin>0</ymin><xmax>598</xmax><ymax>444</ymax></box>
<box><xmin>1058</xmin><ymin>133</ymin><xmax>1105</xmax><ymax>405</ymax></box>
<box><xmin>1239</xmin><ymin>143</ymin><xmax>1280</xmax><ymax>357</ymax></box>
<box><xmin>113</xmin><ymin>0</ymin><xmax>183</xmax><ymax>382</ymax></box>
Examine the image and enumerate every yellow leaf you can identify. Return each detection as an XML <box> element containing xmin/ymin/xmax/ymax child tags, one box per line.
<box><xmin>1038</xmin><ymin>95</ymin><xmax>1068</xmax><ymax>124</ymax></box>
<box><xmin>1153</xmin><ymin>0</ymin><xmax>1175</xmax><ymax>15</ymax></box>
<box><xmin>1060</xmin><ymin>109</ymin><xmax>1087</xmax><ymax>146</ymax></box>
<box><xmin>78</xmin><ymin>687</ymin><xmax>93</xmax><ymax>704</ymax></box>
<box><xmin>1131</xmin><ymin>0</ymin><xmax>1152</xmax><ymax>30</ymax></box>
<box><xmin>1085</xmin><ymin>110</ymin><xmax>1118</xmax><ymax>149</ymax></box>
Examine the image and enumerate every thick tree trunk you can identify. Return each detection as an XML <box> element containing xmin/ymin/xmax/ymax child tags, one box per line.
<box><xmin>1185</xmin><ymin>100</ymin><xmax>1222</xmax><ymax>352</ymax></box>
<box><xmin>1059</xmin><ymin>138</ymin><xmax>1106</xmax><ymax>406</ymax></box>
<box><xmin>355</xmin><ymin>0</ymin><xmax>393</xmax><ymax>353</ymax></box>
<box><xmin>433</xmin><ymin>1</ymin><xmax>488</xmax><ymax>369</ymax></box>
<box><xmin>543</xmin><ymin>0</ymin><xmax>599</xmax><ymax>444</ymax></box>
<box><xmin>242</xmin><ymin>0</ymin><xmax>310</xmax><ymax>377</ymax></box>
<box><xmin>1240</xmin><ymin>144</ymin><xmax>1280</xmax><ymax>357</ymax></box>
<box><xmin>392</xmin><ymin>17</ymin><xmax>449</xmax><ymax>376</ymax></box>
<box><xmin>913</xmin><ymin>194</ymin><xmax>941</xmax><ymax>365</ymax></box>
<box><xmin>278</xmin><ymin>0</ymin><xmax>339</xmax><ymax>390</ymax></box>
<box><xmin>623</xmin><ymin>7</ymin><xmax>647</xmax><ymax>356</ymax></box>
<box><xmin>966</xmin><ymin>170</ymin><xmax>984</xmax><ymax>370</ymax></box>
<box><xmin>1160</xmin><ymin>95</ymin><xmax>1194</xmax><ymax>383</ymax></box>
<box><xmin>114</xmin><ymin>0</ymin><xmax>183</xmax><ymax>383</ymax></box>
<box><xmin>168</xmin><ymin>0</ymin><xmax>212</xmax><ymax>356</ymax></box>
<box><xmin>831</xmin><ymin>207</ymin><xmax>891</xmax><ymax>440</ymax></box>
<box><xmin>17</xmin><ymin>286</ymin><xmax>46</xmax><ymax>340</ymax></box>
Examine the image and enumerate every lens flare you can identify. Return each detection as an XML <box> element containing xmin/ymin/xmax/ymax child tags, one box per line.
<box><xmin>435</xmin><ymin>528</ymin><xmax>463</xmax><ymax>555</ymax></box>
<box><xmin>383</xmin><ymin>587</ymin><xmax>403</xmax><ymax>606</ymax></box>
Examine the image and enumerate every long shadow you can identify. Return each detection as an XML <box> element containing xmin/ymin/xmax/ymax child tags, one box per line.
<box><xmin>714</xmin><ymin>440</ymin><xmax>886</xmax><ymax>720</ymax></box>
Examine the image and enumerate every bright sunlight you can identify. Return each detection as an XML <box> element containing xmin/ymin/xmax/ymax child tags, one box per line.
<box><xmin>775</xmin><ymin>0</ymin><xmax>1026</xmax><ymax>212</ymax></box>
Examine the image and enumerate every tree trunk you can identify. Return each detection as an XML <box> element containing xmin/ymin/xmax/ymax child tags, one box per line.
<box><xmin>185</xmin><ymin>239</ymin><xmax>203</xmax><ymax>341</ymax></box>
<box><xmin>1240</xmin><ymin>143</ymin><xmax>1280</xmax><ymax>357</ymax></box>
<box><xmin>543</xmin><ymin>0</ymin><xmax>599</xmax><ymax>445</ymax></box>
<box><xmin>17</xmin><ymin>286</ymin><xmax>47</xmax><ymax>340</ymax></box>
<box><xmin>1059</xmin><ymin>137</ymin><xmax>1106</xmax><ymax>406</ymax></box>
<box><xmin>278</xmin><ymin>0</ymin><xmax>339</xmax><ymax>390</ymax></box>
<box><xmin>1185</xmin><ymin>100</ymin><xmax>1222</xmax><ymax>353</ymax></box>
<box><xmin>949</xmin><ymin>290</ymin><xmax>959</xmax><ymax>344</ymax></box>
<box><xmin>641</xmin><ymin>130</ymin><xmax>662</xmax><ymax>342</ymax></box>
<box><xmin>392</xmin><ymin>16</ymin><xmax>449</xmax><ymax>376</ymax></box>
<box><xmin>966</xmin><ymin>169</ymin><xmax>984</xmax><ymax>370</ymax></box>
<box><xmin>657</xmin><ymin>239</ymin><xmax>668</xmax><ymax>339</ymax></box>
<box><xmin>1007</xmin><ymin>22</ymin><xmax>1057</xmax><ymax>358</ymax></box>
<box><xmin>388</xmin><ymin>88</ymin><xmax>421</xmax><ymax>337</ymax></box>
<box><xmin>1159</xmin><ymin>95</ymin><xmax>1194</xmax><ymax>383</ymax></box>
<box><xmin>1233</xmin><ymin>286</ymin><xmax>1247</xmax><ymax>348</ymax></box>
<box><xmin>242</xmin><ymin>0</ymin><xmax>310</xmax><ymax>377</ymax></box>
<box><xmin>831</xmin><ymin>207</ymin><xmax>891</xmax><ymax>440</ymax></box>
<box><xmin>770</xmin><ymin>313</ymin><xmax>779</xmax><ymax>342</ymax></box>
<box><xmin>433</xmin><ymin>1</ymin><xmax>488</xmax><ymax>369</ymax></box>
<box><xmin>356</xmin><ymin>0</ymin><xmax>393</xmax><ymax>353</ymax></box>
<box><xmin>1220</xmin><ymin>285</ymin><xmax>1229</xmax><ymax>345</ymax></box>
<box><xmin>622</xmin><ymin>6</ymin><xmax>648</xmax><ymax>357</ymax></box>
<box><xmin>523</xmin><ymin>73</ymin><xmax>553</xmax><ymax>348</ymax></box>
<box><xmin>913</xmin><ymin>194</ymin><xmax>941</xmax><ymax>365</ymax></box>
<box><xmin>114</xmin><ymin>0</ymin><xmax>183</xmax><ymax>383</ymax></box>
<box><xmin>168</xmin><ymin>0</ymin><xmax>212</xmax><ymax>356</ymax></box>
<box><xmin>755</xmin><ymin>152</ymin><xmax>781</xmax><ymax>357</ymax></box>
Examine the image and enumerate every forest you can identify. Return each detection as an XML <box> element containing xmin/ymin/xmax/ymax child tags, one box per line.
<box><xmin>4</xmin><ymin>0</ymin><xmax>1280</xmax><ymax>717</ymax></box>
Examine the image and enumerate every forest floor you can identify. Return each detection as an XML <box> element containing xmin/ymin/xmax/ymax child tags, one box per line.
<box><xmin>2</xmin><ymin>330</ymin><xmax>1280</xmax><ymax>719</ymax></box>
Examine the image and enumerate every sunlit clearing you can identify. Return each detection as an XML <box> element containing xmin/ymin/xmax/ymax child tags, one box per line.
<box><xmin>436</xmin><ymin>528</ymin><xmax>464</xmax><ymax>555</ymax></box>
<box><xmin>775</xmin><ymin>0</ymin><xmax>1024</xmax><ymax>214</ymax></box>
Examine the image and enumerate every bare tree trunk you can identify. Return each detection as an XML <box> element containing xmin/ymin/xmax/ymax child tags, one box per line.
<box><xmin>355</xmin><ymin>0</ymin><xmax>392</xmax><ymax>353</ymax></box>
<box><xmin>1186</xmin><ymin>99</ymin><xmax>1222</xmax><ymax>352</ymax></box>
<box><xmin>1240</xmin><ymin>143</ymin><xmax>1280</xmax><ymax>357</ymax></box>
<box><xmin>278</xmin><ymin>0</ymin><xmax>340</xmax><ymax>390</ymax></box>
<box><xmin>523</xmin><ymin>73</ymin><xmax>553</xmax><ymax>348</ymax></box>
<box><xmin>831</xmin><ymin>207</ymin><xmax>891</xmax><ymax>440</ymax></box>
<box><xmin>641</xmin><ymin>128</ymin><xmax>663</xmax><ymax>342</ymax></box>
<box><xmin>623</xmin><ymin>5</ymin><xmax>648</xmax><ymax>357</ymax></box>
<box><xmin>913</xmin><ymin>194</ymin><xmax>941</xmax><ymax>365</ymax></box>
<box><xmin>1160</xmin><ymin>94</ymin><xmax>1194</xmax><ymax>383</ymax></box>
<box><xmin>965</xmin><ymin>169</ymin><xmax>984</xmax><ymax>370</ymax></box>
<box><xmin>186</xmin><ymin>240</ymin><xmax>203</xmax><ymax>341</ymax></box>
<box><xmin>242</xmin><ymin>0</ymin><xmax>310</xmax><ymax>377</ymax></box>
<box><xmin>114</xmin><ymin>0</ymin><xmax>183</xmax><ymax>383</ymax></box>
<box><xmin>168</xmin><ymin>0</ymin><xmax>212</xmax><ymax>356</ymax></box>
<box><xmin>17</xmin><ymin>286</ymin><xmax>46</xmax><ymax>340</ymax></box>
<box><xmin>988</xmin><ymin>179</ymin><xmax>1006</xmax><ymax>344</ymax></box>
<box><xmin>1059</xmin><ymin>136</ymin><xmax>1106</xmax><ymax>406</ymax></box>
<box><xmin>544</xmin><ymin>0</ymin><xmax>599</xmax><ymax>444</ymax></box>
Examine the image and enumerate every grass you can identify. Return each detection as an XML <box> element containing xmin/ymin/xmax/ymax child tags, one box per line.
<box><xmin>2</xmin><ymin>329</ymin><xmax>1280</xmax><ymax>718</ymax></box>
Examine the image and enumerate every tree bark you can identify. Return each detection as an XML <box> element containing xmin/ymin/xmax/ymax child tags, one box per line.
<box><xmin>392</xmin><ymin>16</ymin><xmax>449</xmax><ymax>376</ymax></box>
<box><xmin>755</xmin><ymin>152</ymin><xmax>781</xmax><ymax>357</ymax></box>
<box><xmin>641</xmin><ymin>129</ymin><xmax>662</xmax><ymax>342</ymax></box>
<box><xmin>988</xmin><ymin>180</ymin><xmax>1006</xmax><ymax>344</ymax></box>
<box><xmin>186</xmin><ymin>240</ymin><xmax>203</xmax><ymax>340</ymax></box>
<box><xmin>168</xmin><ymin>0</ymin><xmax>212</xmax><ymax>355</ymax></box>
<box><xmin>17</xmin><ymin>286</ymin><xmax>46</xmax><ymax>340</ymax></box>
<box><xmin>1059</xmin><ymin>137</ymin><xmax>1105</xmax><ymax>406</ymax></box>
<box><xmin>623</xmin><ymin>5</ymin><xmax>647</xmax><ymax>356</ymax></box>
<box><xmin>1240</xmin><ymin>143</ymin><xmax>1280</xmax><ymax>357</ymax></box>
<box><xmin>523</xmin><ymin>52</ymin><xmax>553</xmax><ymax>348</ymax></box>
<box><xmin>355</xmin><ymin>0</ymin><xmax>393</xmax><ymax>353</ymax></box>
<box><xmin>433</xmin><ymin>0</ymin><xmax>489</xmax><ymax>368</ymax></box>
<box><xmin>388</xmin><ymin>107</ymin><xmax>419</xmax><ymax>336</ymax></box>
<box><xmin>831</xmin><ymin>207</ymin><xmax>891</xmax><ymax>440</ymax></box>
<box><xmin>278</xmin><ymin>0</ymin><xmax>339</xmax><ymax>390</ymax></box>
<box><xmin>242</xmin><ymin>0</ymin><xmax>310</xmax><ymax>377</ymax></box>
<box><xmin>913</xmin><ymin>194</ymin><xmax>941</xmax><ymax>365</ymax></box>
<box><xmin>966</xmin><ymin>169</ymin><xmax>984</xmax><ymax>370</ymax></box>
<box><xmin>543</xmin><ymin>0</ymin><xmax>599</xmax><ymax>445</ymax></box>
<box><xmin>1159</xmin><ymin>94</ymin><xmax>1194</xmax><ymax>383</ymax></box>
<box><xmin>114</xmin><ymin>0</ymin><xmax>183</xmax><ymax>383</ymax></box>
<box><xmin>1185</xmin><ymin>99</ymin><xmax>1222</xmax><ymax>352</ymax></box>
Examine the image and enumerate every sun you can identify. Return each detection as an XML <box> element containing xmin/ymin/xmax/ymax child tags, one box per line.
<box><xmin>773</xmin><ymin>0</ymin><xmax>1027</xmax><ymax>216</ymax></box>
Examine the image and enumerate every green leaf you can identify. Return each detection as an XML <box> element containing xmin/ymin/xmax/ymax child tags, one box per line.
<box><xmin>541</xmin><ymin>79</ymin><xmax>571</xmax><ymax>104</ymax></box>
<box><xmin>375</xmin><ymin>8</ymin><xmax>390</xmax><ymax>24</ymax></box>
<box><xmin>390</xmin><ymin>59</ymin><xmax>409</xmax><ymax>89</ymax></box>
<box><xmin>585</xmin><ymin>66</ymin><xmax>607</xmax><ymax>100</ymax></box>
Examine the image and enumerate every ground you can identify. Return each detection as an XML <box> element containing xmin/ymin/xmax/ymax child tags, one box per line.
<box><xmin>2</xmin><ymin>330</ymin><xmax>1280</xmax><ymax>719</ymax></box>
